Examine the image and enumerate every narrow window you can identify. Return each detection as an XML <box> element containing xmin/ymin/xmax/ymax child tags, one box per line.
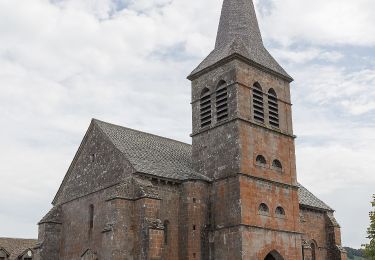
<box><xmin>268</xmin><ymin>89</ymin><xmax>279</xmax><ymax>128</ymax></box>
<box><xmin>200</xmin><ymin>88</ymin><xmax>212</xmax><ymax>128</ymax></box>
<box><xmin>256</xmin><ymin>155</ymin><xmax>267</xmax><ymax>165</ymax></box>
<box><xmin>302</xmin><ymin>245</ymin><xmax>305</xmax><ymax>260</ymax></box>
<box><xmin>258</xmin><ymin>203</ymin><xmax>269</xmax><ymax>215</ymax></box>
<box><xmin>253</xmin><ymin>83</ymin><xmax>264</xmax><ymax>122</ymax></box>
<box><xmin>164</xmin><ymin>220</ymin><xmax>169</xmax><ymax>245</ymax></box>
<box><xmin>90</xmin><ymin>153</ymin><xmax>96</xmax><ymax>162</ymax></box>
<box><xmin>311</xmin><ymin>243</ymin><xmax>316</xmax><ymax>260</ymax></box>
<box><xmin>216</xmin><ymin>80</ymin><xmax>228</xmax><ymax>122</ymax></box>
<box><xmin>275</xmin><ymin>206</ymin><xmax>285</xmax><ymax>216</ymax></box>
<box><xmin>193</xmin><ymin>225</ymin><xmax>196</xmax><ymax>230</ymax></box>
<box><xmin>272</xmin><ymin>159</ymin><xmax>282</xmax><ymax>170</ymax></box>
<box><xmin>89</xmin><ymin>204</ymin><xmax>94</xmax><ymax>229</ymax></box>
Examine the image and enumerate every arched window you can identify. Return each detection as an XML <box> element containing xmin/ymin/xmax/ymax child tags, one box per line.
<box><xmin>253</xmin><ymin>83</ymin><xmax>264</xmax><ymax>123</ymax></box>
<box><xmin>268</xmin><ymin>89</ymin><xmax>279</xmax><ymax>128</ymax></box>
<box><xmin>216</xmin><ymin>80</ymin><xmax>228</xmax><ymax>122</ymax></box>
<box><xmin>272</xmin><ymin>159</ymin><xmax>282</xmax><ymax>170</ymax></box>
<box><xmin>311</xmin><ymin>242</ymin><xmax>316</xmax><ymax>260</ymax></box>
<box><xmin>258</xmin><ymin>203</ymin><xmax>269</xmax><ymax>215</ymax></box>
<box><xmin>164</xmin><ymin>220</ymin><xmax>170</xmax><ymax>245</ymax></box>
<box><xmin>256</xmin><ymin>155</ymin><xmax>267</xmax><ymax>165</ymax></box>
<box><xmin>200</xmin><ymin>88</ymin><xmax>212</xmax><ymax>128</ymax></box>
<box><xmin>275</xmin><ymin>206</ymin><xmax>285</xmax><ymax>216</ymax></box>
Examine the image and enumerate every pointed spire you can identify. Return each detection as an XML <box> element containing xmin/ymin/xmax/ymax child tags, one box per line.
<box><xmin>215</xmin><ymin>0</ymin><xmax>263</xmax><ymax>50</ymax></box>
<box><xmin>188</xmin><ymin>0</ymin><xmax>292</xmax><ymax>81</ymax></box>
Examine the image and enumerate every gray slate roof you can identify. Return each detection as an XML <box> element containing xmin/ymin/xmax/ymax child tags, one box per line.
<box><xmin>95</xmin><ymin>119</ymin><xmax>210</xmax><ymax>182</ymax></box>
<box><xmin>189</xmin><ymin>0</ymin><xmax>292</xmax><ymax>81</ymax></box>
<box><xmin>298</xmin><ymin>184</ymin><xmax>333</xmax><ymax>211</ymax></box>
<box><xmin>39</xmin><ymin>206</ymin><xmax>62</xmax><ymax>224</ymax></box>
<box><xmin>95</xmin><ymin>119</ymin><xmax>332</xmax><ymax>211</ymax></box>
<box><xmin>0</xmin><ymin>238</ymin><xmax>37</xmax><ymax>260</ymax></box>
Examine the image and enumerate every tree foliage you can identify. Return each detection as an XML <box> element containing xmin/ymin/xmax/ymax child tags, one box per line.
<box><xmin>363</xmin><ymin>194</ymin><xmax>375</xmax><ymax>259</ymax></box>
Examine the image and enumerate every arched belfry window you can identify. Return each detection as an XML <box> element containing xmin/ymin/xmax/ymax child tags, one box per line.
<box><xmin>216</xmin><ymin>80</ymin><xmax>228</xmax><ymax>122</ymax></box>
<box><xmin>253</xmin><ymin>83</ymin><xmax>265</xmax><ymax>122</ymax></box>
<box><xmin>268</xmin><ymin>89</ymin><xmax>279</xmax><ymax>128</ymax></box>
<box><xmin>258</xmin><ymin>203</ymin><xmax>269</xmax><ymax>215</ymax></box>
<box><xmin>256</xmin><ymin>155</ymin><xmax>267</xmax><ymax>165</ymax></box>
<box><xmin>200</xmin><ymin>88</ymin><xmax>212</xmax><ymax>128</ymax></box>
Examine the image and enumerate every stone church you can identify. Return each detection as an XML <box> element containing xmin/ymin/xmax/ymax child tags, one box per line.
<box><xmin>34</xmin><ymin>0</ymin><xmax>347</xmax><ymax>259</ymax></box>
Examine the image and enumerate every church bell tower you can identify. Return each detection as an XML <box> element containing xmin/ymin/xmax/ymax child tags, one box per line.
<box><xmin>188</xmin><ymin>0</ymin><xmax>302</xmax><ymax>259</ymax></box>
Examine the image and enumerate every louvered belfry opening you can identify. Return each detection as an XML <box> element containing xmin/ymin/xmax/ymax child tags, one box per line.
<box><xmin>268</xmin><ymin>89</ymin><xmax>279</xmax><ymax>128</ymax></box>
<box><xmin>253</xmin><ymin>83</ymin><xmax>265</xmax><ymax>122</ymax></box>
<box><xmin>216</xmin><ymin>80</ymin><xmax>228</xmax><ymax>122</ymax></box>
<box><xmin>200</xmin><ymin>88</ymin><xmax>212</xmax><ymax>128</ymax></box>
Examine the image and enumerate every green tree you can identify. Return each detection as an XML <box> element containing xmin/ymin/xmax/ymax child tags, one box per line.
<box><xmin>363</xmin><ymin>194</ymin><xmax>375</xmax><ymax>259</ymax></box>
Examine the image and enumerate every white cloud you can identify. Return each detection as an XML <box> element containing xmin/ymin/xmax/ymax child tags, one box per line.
<box><xmin>256</xmin><ymin>0</ymin><xmax>375</xmax><ymax>46</ymax></box>
<box><xmin>271</xmin><ymin>47</ymin><xmax>344</xmax><ymax>64</ymax></box>
<box><xmin>292</xmin><ymin>66</ymin><xmax>375</xmax><ymax>116</ymax></box>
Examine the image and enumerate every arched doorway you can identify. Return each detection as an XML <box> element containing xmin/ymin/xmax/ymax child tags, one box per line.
<box><xmin>265</xmin><ymin>254</ymin><xmax>276</xmax><ymax>260</ymax></box>
<box><xmin>264</xmin><ymin>250</ymin><xmax>284</xmax><ymax>260</ymax></box>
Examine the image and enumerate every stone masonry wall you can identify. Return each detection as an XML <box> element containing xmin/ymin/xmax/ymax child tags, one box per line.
<box><xmin>54</xmin><ymin>122</ymin><xmax>136</xmax><ymax>205</ymax></box>
<box><xmin>300</xmin><ymin>208</ymin><xmax>330</xmax><ymax>259</ymax></box>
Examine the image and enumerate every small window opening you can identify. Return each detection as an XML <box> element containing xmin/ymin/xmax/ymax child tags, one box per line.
<box><xmin>89</xmin><ymin>204</ymin><xmax>94</xmax><ymax>229</ymax></box>
<box><xmin>216</xmin><ymin>80</ymin><xmax>228</xmax><ymax>122</ymax></box>
<box><xmin>193</xmin><ymin>225</ymin><xmax>196</xmax><ymax>230</ymax></box>
<box><xmin>275</xmin><ymin>206</ymin><xmax>285</xmax><ymax>216</ymax></box>
<box><xmin>193</xmin><ymin>253</ymin><xmax>196</xmax><ymax>258</ymax></box>
<box><xmin>164</xmin><ymin>220</ymin><xmax>169</xmax><ymax>245</ymax></box>
<box><xmin>268</xmin><ymin>89</ymin><xmax>279</xmax><ymax>128</ymax></box>
<box><xmin>272</xmin><ymin>159</ymin><xmax>282</xmax><ymax>170</ymax></box>
<box><xmin>256</xmin><ymin>155</ymin><xmax>267</xmax><ymax>165</ymax></box>
<box><xmin>258</xmin><ymin>203</ymin><xmax>269</xmax><ymax>215</ymax></box>
<box><xmin>193</xmin><ymin>198</ymin><xmax>197</xmax><ymax>203</ymax></box>
<box><xmin>311</xmin><ymin>242</ymin><xmax>316</xmax><ymax>260</ymax></box>
<box><xmin>253</xmin><ymin>83</ymin><xmax>265</xmax><ymax>123</ymax></box>
<box><xmin>90</xmin><ymin>153</ymin><xmax>96</xmax><ymax>162</ymax></box>
<box><xmin>200</xmin><ymin>88</ymin><xmax>212</xmax><ymax>128</ymax></box>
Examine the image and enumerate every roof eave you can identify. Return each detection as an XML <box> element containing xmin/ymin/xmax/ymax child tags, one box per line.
<box><xmin>187</xmin><ymin>53</ymin><xmax>294</xmax><ymax>83</ymax></box>
<box><xmin>299</xmin><ymin>203</ymin><xmax>334</xmax><ymax>213</ymax></box>
<box><xmin>134</xmin><ymin>171</ymin><xmax>211</xmax><ymax>184</ymax></box>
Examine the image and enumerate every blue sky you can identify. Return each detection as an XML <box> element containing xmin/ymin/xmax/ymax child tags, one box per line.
<box><xmin>0</xmin><ymin>0</ymin><xmax>374</xmax><ymax>248</ymax></box>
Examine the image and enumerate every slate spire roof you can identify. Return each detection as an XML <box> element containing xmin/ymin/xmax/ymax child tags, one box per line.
<box><xmin>189</xmin><ymin>0</ymin><xmax>292</xmax><ymax>81</ymax></box>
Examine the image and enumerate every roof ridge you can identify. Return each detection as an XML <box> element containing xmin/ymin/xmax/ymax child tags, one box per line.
<box><xmin>93</xmin><ymin>118</ymin><xmax>192</xmax><ymax>148</ymax></box>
